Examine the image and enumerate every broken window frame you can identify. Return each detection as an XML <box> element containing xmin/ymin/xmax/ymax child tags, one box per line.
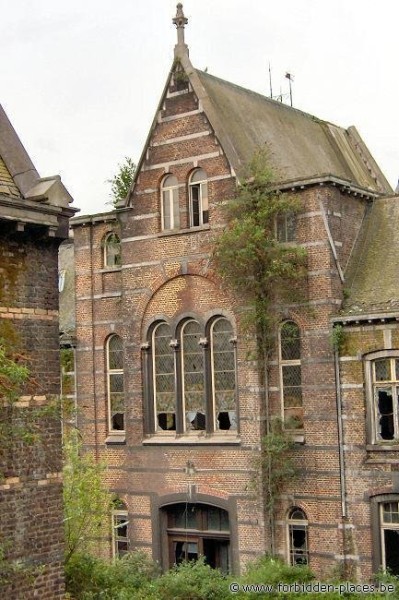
<box><xmin>112</xmin><ymin>500</ymin><xmax>129</xmax><ymax>558</ymax></box>
<box><xmin>287</xmin><ymin>507</ymin><xmax>309</xmax><ymax>566</ymax></box>
<box><xmin>104</xmin><ymin>232</ymin><xmax>122</xmax><ymax>268</ymax></box>
<box><xmin>372</xmin><ymin>357</ymin><xmax>399</xmax><ymax>442</ymax></box>
<box><xmin>161</xmin><ymin>174</ymin><xmax>180</xmax><ymax>231</ymax></box>
<box><xmin>279</xmin><ymin>321</ymin><xmax>303</xmax><ymax>429</ymax></box>
<box><xmin>147</xmin><ymin>316</ymin><xmax>237</xmax><ymax>435</ymax></box>
<box><xmin>189</xmin><ymin>169</ymin><xmax>209</xmax><ymax>228</ymax></box>
<box><xmin>106</xmin><ymin>334</ymin><xmax>125</xmax><ymax>434</ymax></box>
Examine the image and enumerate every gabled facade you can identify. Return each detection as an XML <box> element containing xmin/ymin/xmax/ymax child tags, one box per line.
<box><xmin>0</xmin><ymin>105</ymin><xmax>76</xmax><ymax>597</ymax></box>
<box><xmin>71</xmin><ymin>5</ymin><xmax>396</xmax><ymax>578</ymax></box>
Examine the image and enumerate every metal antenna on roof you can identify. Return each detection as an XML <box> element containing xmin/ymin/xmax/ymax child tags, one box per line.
<box><xmin>285</xmin><ymin>72</ymin><xmax>294</xmax><ymax>107</ymax></box>
<box><xmin>268</xmin><ymin>62</ymin><xmax>273</xmax><ymax>98</ymax></box>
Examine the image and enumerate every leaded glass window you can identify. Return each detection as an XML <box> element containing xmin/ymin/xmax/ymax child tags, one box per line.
<box><xmin>107</xmin><ymin>335</ymin><xmax>124</xmax><ymax>432</ymax></box>
<box><xmin>153</xmin><ymin>323</ymin><xmax>176</xmax><ymax>431</ymax></box>
<box><xmin>211</xmin><ymin>318</ymin><xmax>236</xmax><ymax>431</ymax></box>
<box><xmin>182</xmin><ymin>320</ymin><xmax>206</xmax><ymax>430</ymax></box>
<box><xmin>280</xmin><ymin>321</ymin><xmax>302</xmax><ymax>428</ymax></box>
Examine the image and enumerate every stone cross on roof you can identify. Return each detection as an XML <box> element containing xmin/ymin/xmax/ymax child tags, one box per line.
<box><xmin>173</xmin><ymin>3</ymin><xmax>189</xmax><ymax>58</ymax></box>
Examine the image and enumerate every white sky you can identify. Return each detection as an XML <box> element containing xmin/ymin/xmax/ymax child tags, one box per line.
<box><xmin>1</xmin><ymin>0</ymin><xmax>398</xmax><ymax>215</ymax></box>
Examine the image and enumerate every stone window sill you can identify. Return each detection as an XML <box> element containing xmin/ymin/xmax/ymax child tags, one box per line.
<box><xmin>143</xmin><ymin>432</ymin><xmax>240</xmax><ymax>445</ymax></box>
<box><xmin>105</xmin><ymin>433</ymin><xmax>126</xmax><ymax>445</ymax></box>
<box><xmin>366</xmin><ymin>443</ymin><xmax>399</xmax><ymax>452</ymax></box>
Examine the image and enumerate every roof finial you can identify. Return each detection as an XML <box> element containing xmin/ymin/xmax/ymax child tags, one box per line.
<box><xmin>173</xmin><ymin>3</ymin><xmax>189</xmax><ymax>58</ymax></box>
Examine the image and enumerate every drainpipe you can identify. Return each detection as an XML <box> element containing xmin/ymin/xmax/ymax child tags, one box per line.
<box><xmin>334</xmin><ymin>346</ymin><xmax>347</xmax><ymax>570</ymax></box>
<box><xmin>89</xmin><ymin>223</ymin><xmax>99</xmax><ymax>461</ymax></box>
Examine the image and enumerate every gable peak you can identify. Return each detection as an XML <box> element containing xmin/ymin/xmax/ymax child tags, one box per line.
<box><xmin>173</xmin><ymin>3</ymin><xmax>189</xmax><ymax>58</ymax></box>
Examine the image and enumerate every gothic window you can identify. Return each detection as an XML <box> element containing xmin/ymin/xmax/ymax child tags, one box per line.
<box><xmin>147</xmin><ymin>317</ymin><xmax>237</xmax><ymax>435</ymax></box>
<box><xmin>161</xmin><ymin>175</ymin><xmax>180</xmax><ymax>230</ymax></box>
<box><xmin>276</xmin><ymin>213</ymin><xmax>296</xmax><ymax>243</ymax></box>
<box><xmin>112</xmin><ymin>499</ymin><xmax>129</xmax><ymax>558</ymax></box>
<box><xmin>279</xmin><ymin>321</ymin><xmax>303</xmax><ymax>428</ymax></box>
<box><xmin>153</xmin><ymin>323</ymin><xmax>176</xmax><ymax>431</ymax></box>
<box><xmin>372</xmin><ymin>357</ymin><xmax>399</xmax><ymax>442</ymax></box>
<box><xmin>104</xmin><ymin>232</ymin><xmax>121</xmax><ymax>268</ymax></box>
<box><xmin>107</xmin><ymin>335</ymin><xmax>125</xmax><ymax>433</ymax></box>
<box><xmin>164</xmin><ymin>503</ymin><xmax>230</xmax><ymax>572</ymax></box>
<box><xmin>287</xmin><ymin>507</ymin><xmax>309</xmax><ymax>566</ymax></box>
<box><xmin>189</xmin><ymin>169</ymin><xmax>208</xmax><ymax>227</ymax></box>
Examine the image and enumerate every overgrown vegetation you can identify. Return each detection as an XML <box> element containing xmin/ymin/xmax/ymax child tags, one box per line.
<box><xmin>63</xmin><ymin>429</ymin><xmax>113</xmax><ymax>563</ymax></box>
<box><xmin>108</xmin><ymin>157</ymin><xmax>136</xmax><ymax>206</ymax></box>
<box><xmin>65</xmin><ymin>552</ymin><xmax>399</xmax><ymax>599</ymax></box>
<box><xmin>213</xmin><ymin>147</ymin><xmax>307</xmax><ymax>358</ymax></box>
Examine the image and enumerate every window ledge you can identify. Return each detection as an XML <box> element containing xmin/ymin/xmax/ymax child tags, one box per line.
<box><xmin>105</xmin><ymin>433</ymin><xmax>126</xmax><ymax>445</ymax></box>
<box><xmin>160</xmin><ymin>224</ymin><xmax>210</xmax><ymax>238</ymax></box>
<box><xmin>366</xmin><ymin>443</ymin><xmax>399</xmax><ymax>452</ymax></box>
<box><xmin>98</xmin><ymin>267</ymin><xmax>122</xmax><ymax>274</ymax></box>
<box><xmin>143</xmin><ymin>433</ymin><xmax>241</xmax><ymax>445</ymax></box>
<box><xmin>289</xmin><ymin>432</ymin><xmax>305</xmax><ymax>444</ymax></box>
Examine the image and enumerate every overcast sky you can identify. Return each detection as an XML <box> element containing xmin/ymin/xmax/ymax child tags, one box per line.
<box><xmin>1</xmin><ymin>0</ymin><xmax>398</xmax><ymax>215</ymax></box>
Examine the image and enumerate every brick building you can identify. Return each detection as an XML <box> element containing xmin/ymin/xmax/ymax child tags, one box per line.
<box><xmin>71</xmin><ymin>5</ymin><xmax>398</xmax><ymax>579</ymax></box>
<box><xmin>0</xmin><ymin>104</ymin><xmax>75</xmax><ymax>598</ymax></box>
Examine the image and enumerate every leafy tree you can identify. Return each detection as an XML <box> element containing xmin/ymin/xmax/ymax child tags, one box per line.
<box><xmin>63</xmin><ymin>429</ymin><xmax>113</xmax><ymax>563</ymax></box>
<box><xmin>108</xmin><ymin>157</ymin><xmax>136</xmax><ymax>206</ymax></box>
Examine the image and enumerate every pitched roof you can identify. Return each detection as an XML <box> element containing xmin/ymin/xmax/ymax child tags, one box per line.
<box><xmin>343</xmin><ymin>195</ymin><xmax>399</xmax><ymax>316</ymax></box>
<box><xmin>191</xmin><ymin>69</ymin><xmax>391</xmax><ymax>194</ymax></box>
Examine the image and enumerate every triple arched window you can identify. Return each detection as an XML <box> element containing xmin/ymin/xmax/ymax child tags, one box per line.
<box><xmin>279</xmin><ymin>321</ymin><xmax>303</xmax><ymax>428</ymax></box>
<box><xmin>160</xmin><ymin>169</ymin><xmax>208</xmax><ymax>231</ymax></box>
<box><xmin>145</xmin><ymin>316</ymin><xmax>237</xmax><ymax>434</ymax></box>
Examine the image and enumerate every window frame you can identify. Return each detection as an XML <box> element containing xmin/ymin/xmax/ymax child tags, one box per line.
<box><xmin>365</xmin><ymin>350</ymin><xmax>399</xmax><ymax>445</ymax></box>
<box><xmin>371</xmin><ymin>494</ymin><xmax>399</xmax><ymax>575</ymax></box>
<box><xmin>161</xmin><ymin>175</ymin><xmax>180</xmax><ymax>231</ymax></box>
<box><xmin>112</xmin><ymin>501</ymin><xmax>129</xmax><ymax>558</ymax></box>
<box><xmin>279</xmin><ymin>321</ymin><xmax>303</xmax><ymax>429</ymax></box>
<box><xmin>145</xmin><ymin>316</ymin><xmax>238</xmax><ymax>437</ymax></box>
<box><xmin>106</xmin><ymin>334</ymin><xmax>125</xmax><ymax>435</ymax></box>
<box><xmin>103</xmin><ymin>232</ymin><xmax>122</xmax><ymax>268</ymax></box>
<box><xmin>287</xmin><ymin>507</ymin><xmax>309</xmax><ymax>566</ymax></box>
<box><xmin>276</xmin><ymin>212</ymin><xmax>296</xmax><ymax>243</ymax></box>
<box><xmin>188</xmin><ymin>169</ymin><xmax>209</xmax><ymax>228</ymax></box>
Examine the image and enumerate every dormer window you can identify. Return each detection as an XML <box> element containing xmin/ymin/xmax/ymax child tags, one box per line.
<box><xmin>161</xmin><ymin>175</ymin><xmax>180</xmax><ymax>231</ymax></box>
<box><xmin>189</xmin><ymin>169</ymin><xmax>208</xmax><ymax>227</ymax></box>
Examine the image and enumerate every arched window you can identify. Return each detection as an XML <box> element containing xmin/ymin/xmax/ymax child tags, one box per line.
<box><xmin>181</xmin><ymin>320</ymin><xmax>206</xmax><ymax>431</ymax></box>
<box><xmin>153</xmin><ymin>323</ymin><xmax>176</xmax><ymax>431</ymax></box>
<box><xmin>146</xmin><ymin>316</ymin><xmax>237</xmax><ymax>435</ymax></box>
<box><xmin>104</xmin><ymin>232</ymin><xmax>121</xmax><ymax>268</ymax></box>
<box><xmin>163</xmin><ymin>503</ymin><xmax>230</xmax><ymax>572</ymax></box>
<box><xmin>280</xmin><ymin>321</ymin><xmax>303</xmax><ymax>428</ymax></box>
<box><xmin>107</xmin><ymin>335</ymin><xmax>125</xmax><ymax>432</ymax></box>
<box><xmin>189</xmin><ymin>169</ymin><xmax>208</xmax><ymax>227</ymax></box>
<box><xmin>161</xmin><ymin>175</ymin><xmax>180</xmax><ymax>230</ymax></box>
<box><xmin>211</xmin><ymin>318</ymin><xmax>236</xmax><ymax>431</ymax></box>
<box><xmin>112</xmin><ymin>499</ymin><xmax>129</xmax><ymax>558</ymax></box>
<box><xmin>287</xmin><ymin>507</ymin><xmax>308</xmax><ymax>566</ymax></box>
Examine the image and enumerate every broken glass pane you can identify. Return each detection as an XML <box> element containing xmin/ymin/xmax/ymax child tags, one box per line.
<box><xmin>377</xmin><ymin>388</ymin><xmax>394</xmax><ymax>440</ymax></box>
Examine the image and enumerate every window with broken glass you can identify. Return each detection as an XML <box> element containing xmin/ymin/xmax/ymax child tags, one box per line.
<box><xmin>148</xmin><ymin>317</ymin><xmax>237</xmax><ymax>434</ymax></box>
<box><xmin>112</xmin><ymin>500</ymin><xmax>129</xmax><ymax>558</ymax></box>
<box><xmin>287</xmin><ymin>507</ymin><xmax>309</xmax><ymax>566</ymax></box>
<box><xmin>372</xmin><ymin>357</ymin><xmax>399</xmax><ymax>442</ymax></box>
<box><xmin>279</xmin><ymin>321</ymin><xmax>303</xmax><ymax>428</ymax></box>
<box><xmin>107</xmin><ymin>334</ymin><xmax>125</xmax><ymax>433</ymax></box>
<box><xmin>104</xmin><ymin>232</ymin><xmax>122</xmax><ymax>268</ymax></box>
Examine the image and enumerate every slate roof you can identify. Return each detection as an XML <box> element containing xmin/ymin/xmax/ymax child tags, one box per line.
<box><xmin>192</xmin><ymin>69</ymin><xmax>391</xmax><ymax>194</ymax></box>
<box><xmin>343</xmin><ymin>195</ymin><xmax>399</xmax><ymax>316</ymax></box>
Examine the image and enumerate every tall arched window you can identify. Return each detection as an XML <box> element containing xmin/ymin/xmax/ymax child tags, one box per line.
<box><xmin>211</xmin><ymin>318</ymin><xmax>237</xmax><ymax>431</ymax></box>
<box><xmin>287</xmin><ymin>507</ymin><xmax>309</xmax><ymax>565</ymax></box>
<box><xmin>107</xmin><ymin>335</ymin><xmax>125</xmax><ymax>432</ymax></box>
<box><xmin>189</xmin><ymin>169</ymin><xmax>208</xmax><ymax>227</ymax></box>
<box><xmin>280</xmin><ymin>321</ymin><xmax>303</xmax><ymax>428</ymax></box>
<box><xmin>161</xmin><ymin>175</ymin><xmax>180</xmax><ymax>230</ymax></box>
<box><xmin>181</xmin><ymin>320</ymin><xmax>206</xmax><ymax>431</ymax></box>
<box><xmin>147</xmin><ymin>316</ymin><xmax>237</xmax><ymax>435</ymax></box>
<box><xmin>153</xmin><ymin>323</ymin><xmax>176</xmax><ymax>431</ymax></box>
<box><xmin>103</xmin><ymin>232</ymin><xmax>121</xmax><ymax>268</ymax></box>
